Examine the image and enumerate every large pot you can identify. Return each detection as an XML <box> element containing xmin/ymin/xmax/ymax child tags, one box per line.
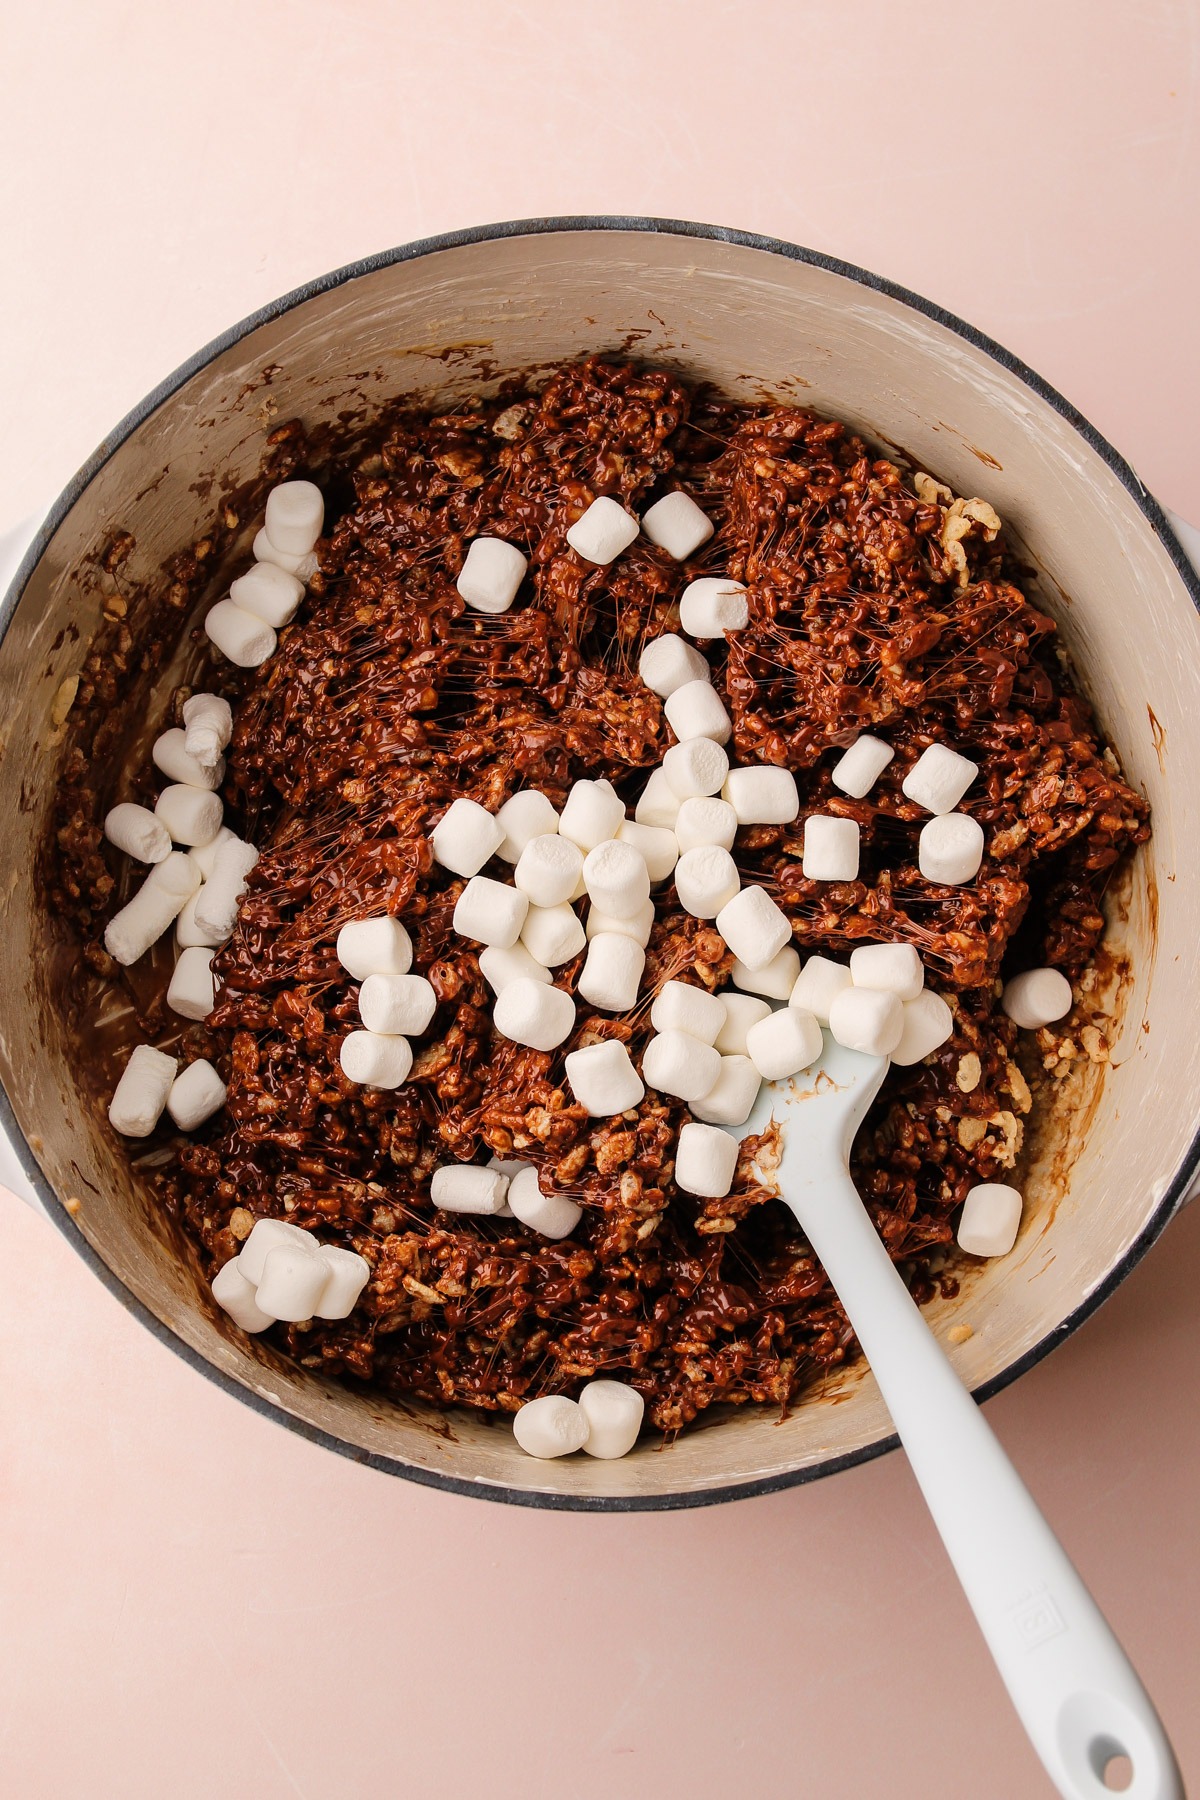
<box><xmin>2</xmin><ymin>219</ymin><xmax>1197</xmax><ymax>1510</ymax></box>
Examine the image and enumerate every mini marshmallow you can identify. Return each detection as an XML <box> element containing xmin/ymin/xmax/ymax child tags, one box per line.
<box><xmin>675</xmin><ymin>1120</ymin><xmax>739</xmax><ymax>1199</ymax></box>
<box><xmin>715</xmin><ymin>885</ymin><xmax>791</xmax><ymax>971</ymax></box>
<box><xmin>579</xmin><ymin>1380</ymin><xmax>645</xmax><ymax>1460</ymax></box>
<box><xmin>430</xmin><ymin>797</ymin><xmax>504</xmax><ymax>877</ymax></box>
<box><xmin>229</xmin><ymin>561</ymin><xmax>305</xmax><ymax>628</ymax></box>
<box><xmin>339</xmin><ymin>1029</ymin><xmax>413</xmax><ymax>1088</ymax></box>
<box><xmin>495</xmin><ymin>789</ymin><xmax>559</xmax><ymax>862</ymax></box>
<box><xmin>902</xmin><ymin>742</ymin><xmax>978</xmax><ymax>815</ymax></box>
<box><xmin>689</xmin><ymin>1054</ymin><xmax>762</xmax><ymax>1126</ymax></box>
<box><xmin>675</xmin><ymin>845</ymin><xmax>740</xmax><ymax>918</ymax></box>
<box><xmin>1002</xmin><ymin>967</ymin><xmax>1073</xmax><ymax>1031</ymax></box>
<box><xmin>850</xmin><ymin>942</ymin><xmax>924</xmax><ymax>1002</ymax></box>
<box><xmin>832</xmin><ymin>735</ymin><xmax>894</xmax><ymax>799</ymax></box>
<box><xmin>507</xmin><ymin>1165</ymin><xmax>583</xmax><ymax>1240</ymax></box>
<box><xmin>253</xmin><ymin>527</ymin><xmax>318</xmax><ymax>581</ymax></box>
<box><xmin>108</xmin><ymin>1044</ymin><xmax>178</xmax><ymax>1137</ymax></box>
<box><xmin>919</xmin><ymin>813</ymin><xmax>984</xmax><ymax>886</ymax></box>
<box><xmin>521</xmin><ymin>903</ymin><xmax>587</xmax><ymax>967</ymax></box>
<box><xmin>616</xmin><ymin>819</ymin><xmax>678</xmax><ymax>884</ymax></box>
<box><xmin>637</xmin><ymin>633</ymin><xmax>710</xmax><ymax>698</ymax></box>
<box><xmin>453</xmin><ymin>875</ymin><xmax>529</xmax><ymax>948</ymax></box>
<box><xmin>152</xmin><ymin>728</ymin><xmax>224</xmax><ymax>791</ymax></box>
<box><xmin>564</xmin><ymin>1039</ymin><xmax>645</xmax><ymax>1117</ymax></box>
<box><xmin>431</xmin><ymin>1163</ymin><xmax>510</xmax><ymax>1215</ymax></box>
<box><xmin>514</xmin><ymin>833</ymin><xmax>583</xmax><ymax>907</ymax></box>
<box><xmin>181</xmin><ymin>692</ymin><xmax>233</xmax><ymax>771</ymax></box>
<box><xmin>641</xmin><ymin>491</ymin><xmax>714</xmax><ymax>561</ymax></box>
<box><xmin>558</xmin><ymin>779</ymin><xmax>625</xmax><ymax>852</ymax></box>
<box><xmin>154</xmin><ymin>784</ymin><xmax>223</xmax><ymax>848</ymax></box>
<box><xmin>189</xmin><ymin>825</ymin><xmax>236</xmax><ymax>881</ymax></box>
<box><xmin>679</xmin><ymin>577</ymin><xmax>750</xmax><ymax>641</ymax></box>
<box><xmin>167</xmin><ymin>946</ymin><xmax>216</xmax><ymax>1021</ymax></box>
<box><xmin>105</xmin><ymin>852</ymin><xmax>201</xmax><ymax>964</ymax></box>
<box><xmin>583</xmin><ymin>839</ymin><xmax>651</xmax><ymax>918</ymax></box>
<box><xmin>642</xmin><ymin>1030</ymin><xmax>721</xmax><ymax>1103</ymax></box>
<box><xmin>634</xmin><ymin>767</ymin><xmax>682</xmax><ymax>829</ymax></box>
<box><xmin>958</xmin><ymin>1183</ymin><xmax>1024</xmax><ymax>1259</ymax></box>
<box><xmin>714</xmin><ymin>993</ymin><xmax>772</xmax><ymax>1055</ymax></box>
<box><xmin>479</xmin><ymin>942</ymin><xmax>553</xmax><ymax>992</ymax></box>
<box><xmin>193</xmin><ymin>837</ymin><xmax>259</xmax><ymax>940</ymax></box>
<box><xmin>239</xmin><ymin>1218</ymin><xmax>319</xmax><ymax>1286</ymax></box>
<box><xmin>493</xmin><ymin>977</ymin><xmax>576</xmax><ymax>1051</ymax></box>
<box><xmin>790</xmin><ymin>955</ymin><xmax>852</xmax><ymax>1024</ymax></box>
<box><xmin>337</xmin><ymin>915</ymin><xmax>413</xmax><ymax>980</ymax></box>
<box><xmin>456</xmin><ymin>536</ymin><xmax>528</xmax><ymax>614</ymax></box>
<box><xmin>256</xmin><ymin>1244</ymin><xmax>329</xmax><ymax>1323</ymax></box>
<box><xmin>104</xmin><ymin>802</ymin><xmax>171</xmax><ymax>864</ymax></box>
<box><xmin>732</xmin><ymin>946</ymin><xmax>801</xmax><ymax>1000</ymax></box>
<box><xmin>663</xmin><ymin>736</ymin><xmax>729</xmax><ymax>800</ymax></box>
<box><xmin>566</xmin><ymin>495</ymin><xmax>640</xmax><ymax>565</ymax></box>
<box><xmin>211</xmin><ymin>1256</ymin><xmax>273</xmax><ymax>1333</ymax></box>
<box><xmin>577</xmin><ymin>933</ymin><xmax>645</xmax><ymax>1012</ymax></box>
<box><xmin>746</xmin><ymin>1006</ymin><xmax>823</xmax><ymax>1081</ymax></box>
<box><xmin>175</xmin><ymin>888</ymin><xmax>226</xmax><ymax>949</ymax></box>
<box><xmin>674</xmin><ymin>796</ymin><xmax>738</xmax><ymax>853</ymax></box>
<box><xmin>585</xmin><ymin>899</ymin><xmax>655</xmax><ymax>946</ymax></box>
<box><xmin>828</xmin><ymin>985</ymin><xmax>904</xmax><ymax>1058</ymax></box>
<box><xmin>513</xmin><ymin>1394</ymin><xmax>590</xmax><ymax>1459</ymax></box>
<box><xmin>663</xmin><ymin>679</ymin><xmax>732</xmax><ymax>746</ymax></box>
<box><xmin>314</xmin><ymin>1246</ymin><xmax>372</xmax><ymax>1320</ymax></box>
<box><xmin>166</xmin><ymin>1058</ymin><xmax>227</xmax><ymax>1130</ymax></box>
<box><xmin>721</xmin><ymin>765</ymin><xmax>799</xmax><ymax>826</ymax></box>
<box><xmin>264</xmin><ymin>479</ymin><xmax>324</xmax><ymax>556</ymax></box>
<box><xmin>204</xmin><ymin>599</ymin><xmax>277</xmax><ymax>669</ymax></box>
<box><xmin>802</xmin><ymin>815</ymin><xmax>861</xmax><ymax>882</ymax></box>
<box><xmin>359</xmin><ymin>972</ymin><xmax>437</xmax><ymax>1036</ymax></box>
<box><xmin>650</xmin><ymin>979</ymin><xmax>726</xmax><ymax>1046</ymax></box>
<box><xmin>892</xmin><ymin>990</ymin><xmax>955</xmax><ymax>1067</ymax></box>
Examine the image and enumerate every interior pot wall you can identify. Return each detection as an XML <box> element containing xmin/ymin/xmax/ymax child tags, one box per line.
<box><xmin>0</xmin><ymin>227</ymin><xmax>1196</xmax><ymax>1506</ymax></box>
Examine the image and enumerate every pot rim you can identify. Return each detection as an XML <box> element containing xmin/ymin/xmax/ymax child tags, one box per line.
<box><xmin>3</xmin><ymin>214</ymin><xmax>1197</xmax><ymax>1512</ymax></box>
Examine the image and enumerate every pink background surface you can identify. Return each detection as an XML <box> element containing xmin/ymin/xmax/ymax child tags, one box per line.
<box><xmin>2</xmin><ymin>5</ymin><xmax>1199</xmax><ymax>1796</ymax></box>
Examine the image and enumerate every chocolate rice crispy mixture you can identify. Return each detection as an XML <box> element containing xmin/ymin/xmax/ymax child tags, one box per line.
<box><xmin>49</xmin><ymin>358</ymin><xmax>1149</xmax><ymax>1434</ymax></box>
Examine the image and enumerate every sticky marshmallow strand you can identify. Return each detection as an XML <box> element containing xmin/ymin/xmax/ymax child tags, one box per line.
<box><xmin>108</xmin><ymin>1044</ymin><xmax>179</xmax><ymax>1137</ymax></box>
<box><xmin>104</xmin><ymin>852</ymin><xmax>201</xmax><ymax>965</ymax></box>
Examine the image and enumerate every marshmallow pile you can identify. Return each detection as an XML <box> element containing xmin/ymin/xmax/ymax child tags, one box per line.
<box><xmin>205</xmin><ymin>480</ymin><xmax>323</xmax><ymax>668</ymax></box>
<box><xmin>513</xmin><ymin>1379</ymin><xmax>645</xmax><ymax>1461</ymax></box>
<box><xmin>211</xmin><ymin>1217</ymin><xmax>370</xmax><ymax>1333</ymax></box>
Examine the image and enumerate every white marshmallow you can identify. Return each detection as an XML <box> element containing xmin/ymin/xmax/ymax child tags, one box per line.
<box><xmin>578</xmin><ymin>1380</ymin><xmax>644</xmax><ymax>1459</ymax></box>
<box><xmin>958</xmin><ymin>1183</ymin><xmax>1024</xmax><ymax>1259</ymax></box>
<box><xmin>430</xmin><ymin>797</ymin><xmax>504</xmax><ymax>876</ymax></box>
<box><xmin>790</xmin><ymin>955</ymin><xmax>852</xmax><ymax>1023</ymax></box>
<box><xmin>253</xmin><ymin>527</ymin><xmax>317</xmax><ymax>580</ymax></box>
<box><xmin>264</xmin><ymin>480</ymin><xmax>324</xmax><ymax>555</ymax></box>
<box><xmin>675</xmin><ymin>845</ymin><xmax>740</xmax><ymax>918</ymax></box>
<box><xmin>521</xmin><ymin>903</ymin><xmax>587</xmax><ymax>967</ymax></box>
<box><xmin>746</xmin><ymin>1006</ymin><xmax>823</xmax><ymax>1081</ymax></box>
<box><xmin>732</xmin><ymin>946</ymin><xmax>801</xmax><ymax>1000</ymax></box>
<box><xmin>105</xmin><ymin>852</ymin><xmax>202</xmax><ymax>964</ymax></box>
<box><xmin>431</xmin><ymin>1163</ymin><xmax>510</xmax><ymax>1215</ymax></box>
<box><xmin>892</xmin><ymin>990</ymin><xmax>955</xmax><ymax>1066</ymax></box>
<box><xmin>507</xmin><ymin>1165</ymin><xmax>583</xmax><ymax>1240</ymax></box>
<box><xmin>641</xmin><ymin>491</ymin><xmax>714</xmax><ymax>561</ymax></box>
<box><xmin>674</xmin><ymin>796</ymin><xmax>738</xmax><ymax>853</ymax></box>
<box><xmin>634</xmin><ymin>766</ymin><xmax>682</xmax><ymax>828</ymax></box>
<box><xmin>642</xmin><ymin>1030</ymin><xmax>721</xmax><ymax>1103</ymax></box>
<box><xmin>675</xmin><ymin>1120</ymin><xmax>739</xmax><ymax>1198</ymax></box>
<box><xmin>828</xmin><ymin>985</ymin><xmax>904</xmax><ymax>1057</ymax></box>
<box><xmin>181</xmin><ymin>692</ymin><xmax>233</xmax><ymax>772</ymax></box>
<box><xmin>175</xmin><ymin>887</ymin><xmax>226</xmax><ymax>950</ymax></box>
<box><xmin>577</xmin><ymin>933</ymin><xmax>645</xmax><ymax>1012</ymax></box>
<box><xmin>564</xmin><ymin>1039</ymin><xmax>645</xmax><ymax>1117</ymax></box>
<box><xmin>514</xmin><ymin>834</ymin><xmax>583</xmax><ymax>907</ymax></box>
<box><xmin>714</xmin><ymin>993</ymin><xmax>771</xmax><ymax>1055</ymax></box>
<box><xmin>189</xmin><ymin>825</ymin><xmax>236</xmax><ymax>880</ymax></box>
<box><xmin>337</xmin><ymin>915</ymin><xmax>412</xmax><ymax>981</ymax></box>
<box><xmin>479</xmin><ymin>942</ymin><xmax>553</xmax><ymax>993</ymax></box>
<box><xmin>721</xmin><ymin>765</ymin><xmax>799</xmax><ymax>825</ymax></box>
<box><xmin>850</xmin><ymin>942</ymin><xmax>924</xmax><ymax>1002</ymax></box>
<box><xmin>108</xmin><ymin>1044</ymin><xmax>178</xmax><ymax>1137</ymax></box>
<box><xmin>339</xmin><ymin>1030</ymin><xmax>413</xmax><ymax>1088</ymax></box>
<box><xmin>314</xmin><ymin>1246</ymin><xmax>372</xmax><ymax>1319</ymax></box>
<box><xmin>678</xmin><ymin>576</ymin><xmax>749</xmax><ymax>639</ymax></box>
<box><xmin>154</xmin><ymin>783</ymin><xmax>223</xmax><ymax>848</ymax></box>
<box><xmin>637</xmin><ymin>633</ymin><xmax>710</xmax><ymax>698</ymax></box>
<box><xmin>239</xmin><ymin>1218</ymin><xmax>319</xmax><ymax>1286</ymax></box>
<box><xmin>256</xmin><ymin>1244</ymin><xmax>329</xmax><ymax>1323</ymax></box>
<box><xmin>193</xmin><ymin>837</ymin><xmax>259</xmax><ymax>940</ymax></box>
<box><xmin>211</xmin><ymin>1256</ymin><xmax>273</xmax><ymax>1333</ymax></box>
<box><xmin>689</xmin><ymin>1054</ymin><xmax>762</xmax><ymax>1126</ymax></box>
<box><xmin>558</xmin><ymin>779</ymin><xmax>625</xmax><ymax>851</ymax></box>
<box><xmin>513</xmin><ymin>1394</ymin><xmax>590</xmax><ymax>1459</ymax></box>
<box><xmin>663</xmin><ymin>736</ymin><xmax>729</xmax><ymax>800</ymax></box>
<box><xmin>495</xmin><ymin>789</ymin><xmax>559</xmax><ymax>862</ymax></box>
<box><xmin>583</xmin><ymin>839</ymin><xmax>651</xmax><ymax>918</ymax></box>
<box><xmin>715</xmin><ymin>885</ymin><xmax>791</xmax><ymax>971</ymax></box>
<box><xmin>831</xmin><ymin>735</ymin><xmax>894</xmax><ymax>799</ymax></box>
<box><xmin>585</xmin><ymin>899</ymin><xmax>655</xmax><ymax>946</ymax></box>
<box><xmin>650</xmin><ymin>978</ymin><xmax>726</xmax><ymax>1046</ymax></box>
<box><xmin>566</xmin><ymin>495</ymin><xmax>639</xmax><ymax>565</ymax></box>
<box><xmin>167</xmin><ymin>946</ymin><xmax>216</xmax><ymax>1021</ymax></box>
<box><xmin>152</xmin><ymin>728</ymin><xmax>224</xmax><ymax>791</ymax></box>
<box><xmin>229</xmin><ymin>561</ymin><xmax>305</xmax><ymax>628</ymax></box>
<box><xmin>802</xmin><ymin>815</ymin><xmax>861</xmax><ymax>882</ymax></box>
<box><xmin>104</xmin><ymin>802</ymin><xmax>171</xmax><ymax>864</ymax></box>
<box><xmin>616</xmin><ymin>819</ymin><xmax>678</xmax><ymax>884</ymax></box>
<box><xmin>663</xmin><ymin>679</ymin><xmax>732</xmax><ymax>746</ymax></box>
<box><xmin>453</xmin><ymin>875</ymin><xmax>529</xmax><ymax>948</ymax></box>
<box><xmin>918</xmin><ymin>813</ymin><xmax>984</xmax><ymax>885</ymax></box>
<box><xmin>204</xmin><ymin>599</ymin><xmax>277</xmax><ymax>669</ymax></box>
<box><xmin>456</xmin><ymin>536</ymin><xmax>528</xmax><ymax>614</ymax></box>
<box><xmin>166</xmin><ymin>1058</ymin><xmax>228</xmax><ymax>1130</ymax></box>
<box><xmin>1001</xmin><ymin>967</ymin><xmax>1073</xmax><ymax>1031</ymax></box>
<box><xmin>359</xmin><ymin>972</ymin><xmax>437</xmax><ymax>1036</ymax></box>
<box><xmin>493</xmin><ymin>977</ymin><xmax>576</xmax><ymax>1051</ymax></box>
<box><xmin>902</xmin><ymin>742</ymin><xmax>978</xmax><ymax>815</ymax></box>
